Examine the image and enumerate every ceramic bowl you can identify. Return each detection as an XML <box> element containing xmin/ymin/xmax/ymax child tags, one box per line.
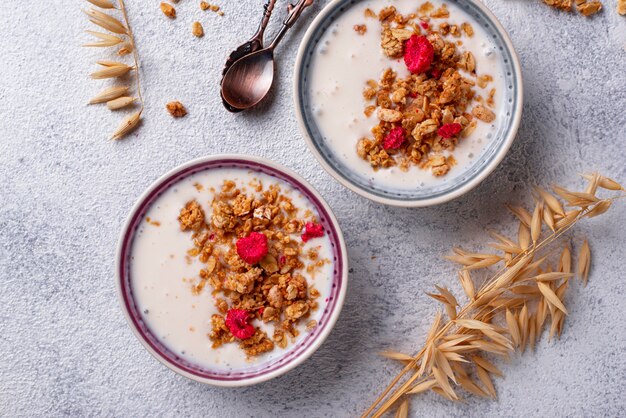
<box><xmin>294</xmin><ymin>0</ymin><xmax>523</xmax><ymax>207</ymax></box>
<box><xmin>116</xmin><ymin>155</ymin><xmax>348</xmax><ymax>386</ymax></box>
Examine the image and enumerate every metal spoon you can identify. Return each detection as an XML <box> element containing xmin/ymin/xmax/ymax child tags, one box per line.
<box><xmin>221</xmin><ymin>0</ymin><xmax>314</xmax><ymax>111</ymax></box>
<box><xmin>221</xmin><ymin>0</ymin><xmax>277</xmax><ymax>113</ymax></box>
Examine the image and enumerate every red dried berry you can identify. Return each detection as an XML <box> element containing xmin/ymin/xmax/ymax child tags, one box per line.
<box><xmin>383</xmin><ymin>126</ymin><xmax>406</xmax><ymax>150</ymax></box>
<box><xmin>420</xmin><ymin>22</ymin><xmax>429</xmax><ymax>30</ymax></box>
<box><xmin>236</xmin><ymin>232</ymin><xmax>268</xmax><ymax>264</ymax></box>
<box><xmin>301</xmin><ymin>222</ymin><xmax>324</xmax><ymax>243</ymax></box>
<box><xmin>225</xmin><ymin>309</ymin><xmax>255</xmax><ymax>339</ymax></box>
<box><xmin>438</xmin><ymin>123</ymin><xmax>463</xmax><ymax>139</ymax></box>
<box><xmin>404</xmin><ymin>35</ymin><xmax>434</xmax><ymax>75</ymax></box>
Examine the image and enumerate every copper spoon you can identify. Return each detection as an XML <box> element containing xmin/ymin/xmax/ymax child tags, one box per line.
<box><xmin>221</xmin><ymin>0</ymin><xmax>277</xmax><ymax>113</ymax></box>
<box><xmin>221</xmin><ymin>0</ymin><xmax>314</xmax><ymax>111</ymax></box>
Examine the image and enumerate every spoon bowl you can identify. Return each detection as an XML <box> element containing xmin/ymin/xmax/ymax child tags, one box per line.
<box><xmin>222</xmin><ymin>49</ymin><xmax>275</xmax><ymax>110</ymax></box>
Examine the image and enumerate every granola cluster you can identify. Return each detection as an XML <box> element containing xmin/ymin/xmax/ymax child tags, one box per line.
<box><xmin>178</xmin><ymin>179</ymin><xmax>327</xmax><ymax>357</ymax></box>
<box><xmin>543</xmin><ymin>0</ymin><xmax>603</xmax><ymax>16</ymax></box>
<box><xmin>357</xmin><ymin>3</ymin><xmax>498</xmax><ymax>177</ymax></box>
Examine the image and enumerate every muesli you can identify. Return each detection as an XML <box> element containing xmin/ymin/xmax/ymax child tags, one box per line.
<box><xmin>357</xmin><ymin>3</ymin><xmax>497</xmax><ymax>177</ymax></box>
<box><xmin>178</xmin><ymin>180</ymin><xmax>327</xmax><ymax>357</ymax></box>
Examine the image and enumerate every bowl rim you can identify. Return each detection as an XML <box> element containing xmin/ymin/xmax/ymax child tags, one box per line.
<box><xmin>115</xmin><ymin>154</ymin><xmax>349</xmax><ymax>387</ymax></box>
<box><xmin>293</xmin><ymin>0</ymin><xmax>523</xmax><ymax>207</ymax></box>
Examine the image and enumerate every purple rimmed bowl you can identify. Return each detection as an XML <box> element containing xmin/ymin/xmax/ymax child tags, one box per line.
<box><xmin>115</xmin><ymin>155</ymin><xmax>348</xmax><ymax>387</ymax></box>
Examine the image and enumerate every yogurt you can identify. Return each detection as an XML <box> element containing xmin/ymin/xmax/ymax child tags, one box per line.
<box><xmin>308</xmin><ymin>0</ymin><xmax>507</xmax><ymax>190</ymax></box>
<box><xmin>129</xmin><ymin>168</ymin><xmax>335</xmax><ymax>370</ymax></box>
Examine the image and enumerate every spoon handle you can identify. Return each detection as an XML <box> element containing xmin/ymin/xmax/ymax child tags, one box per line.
<box><xmin>268</xmin><ymin>0</ymin><xmax>314</xmax><ymax>49</ymax></box>
<box><xmin>252</xmin><ymin>0</ymin><xmax>277</xmax><ymax>44</ymax></box>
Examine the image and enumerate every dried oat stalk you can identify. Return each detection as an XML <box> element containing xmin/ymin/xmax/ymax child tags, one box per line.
<box><xmin>363</xmin><ymin>173</ymin><xmax>624</xmax><ymax>418</ymax></box>
<box><xmin>83</xmin><ymin>0</ymin><xmax>144</xmax><ymax>140</ymax></box>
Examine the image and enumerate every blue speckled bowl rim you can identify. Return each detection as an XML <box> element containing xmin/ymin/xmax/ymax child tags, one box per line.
<box><xmin>115</xmin><ymin>155</ymin><xmax>348</xmax><ymax>387</ymax></box>
<box><xmin>294</xmin><ymin>0</ymin><xmax>523</xmax><ymax>207</ymax></box>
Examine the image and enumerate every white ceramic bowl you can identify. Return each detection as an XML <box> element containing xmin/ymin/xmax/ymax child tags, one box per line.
<box><xmin>116</xmin><ymin>155</ymin><xmax>348</xmax><ymax>386</ymax></box>
<box><xmin>294</xmin><ymin>0</ymin><xmax>523</xmax><ymax>207</ymax></box>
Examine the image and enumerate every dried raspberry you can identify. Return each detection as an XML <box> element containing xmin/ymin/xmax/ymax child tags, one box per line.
<box><xmin>236</xmin><ymin>232</ymin><xmax>268</xmax><ymax>264</ymax></box>
<box><xmin>420</xmin><ymin>22</ymin><xmax>429</xmax><ymax>30</ymax></box>
<box><xmin>409</xmin><ymin>92</ymin><xmax>418</xmax><ymax>98</ymax></box>
<box><xmin>438</xmin><ymin>123</ymin><xmax>463</xmax><ymax>139</ymax></box>
<box><xmin>382</xmin><ymin>126</ymin><xmax>406</xmax><ymax>150</ymax></box>
<box><xmin>403</xmin><ymin>35</ymin><xmax>434</xmax><ymax>75</ymax></box>
<box><xmin>301</xmin><ymin>222</ymin><xmax>324</xmax><ymax>242</ymax></box>
<box><xmin>225</xmin><ymin>309</ymin><xmax>255</xmax><ymax>339</ymax></box>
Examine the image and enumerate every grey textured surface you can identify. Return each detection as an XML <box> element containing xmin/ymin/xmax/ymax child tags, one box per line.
<box><xmin>1</xmin><ymin>0</ymin><xmax>625</xmax><ymax>417</ymax></box>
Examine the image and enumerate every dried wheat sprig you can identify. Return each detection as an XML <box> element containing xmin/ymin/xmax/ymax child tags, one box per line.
<box><xmin>84</xmin><ymin>0</ymin><xmax>143</xmax><ymax>140</ymax></box>
<box><xmin>363</xmin><ymin>174</ymin><xmax>624</xmax><ymax>418</ymax></box>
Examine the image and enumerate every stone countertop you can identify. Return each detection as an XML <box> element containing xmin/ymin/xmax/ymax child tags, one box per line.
<box><xmin>1</xmin><ymin>0</ymin><xmax>625</xmax><ymax>416</ymax></box>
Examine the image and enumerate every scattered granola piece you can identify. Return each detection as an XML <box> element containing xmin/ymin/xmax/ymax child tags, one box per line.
<box><xmin>200</xmin><ymin>1</ymin><xmax>210</xmax><ymax>10</ymax></box>
<box><xmin>192</xmin><ymin>21</ymin><xmax>204</xmax><ymax>37</ymax></box>
<box><xmin>166</xmin><ymin>101</ymin><xmax>187</xmax><ymax>117</ymax></box>
<box><xmin>302</xmin><ymin>222</ymin><xmax>325</xmax><ymax>242</ymax></box>
<box><xmin>179</xmin><ymin>201</ymin><xmax>205</xmax><ymax>231</ymax></box>
<box><xmin>354</xmin><ymin>24</ymin><xmax>367</xmax><ymax>35</ymax></box>
<box><xmin>543</xmin><ymin>0</ymin><xmax>572</xmax><ymax>11</ymax></box>
<box><xmin>379</xmin><ymin>6</ymin><xmax>397</xmax><ymax>21</ymax></box>
<box><xmin>225</xmin><ymin>309</ymin><xmax>255</xmax><ymax>339</ymax></box>
<box><xmin>430</xmin><ymin>6</ymin><xmax>450</xmax><ymax>18</ymax></box>
<box><xmin>404</xmin><ymin>35</ymin><xmax>435</xmax><ymax>74</ymax></box>
<box><xmin>618</xmin><ymin>0</ymin><xmax>626</xmax><ymax>14</ymax></box>
<box><xmin>461</xmin><ymin>22</ymin><xmax>474</xmax><ymax>37</ymax></box>
<box><xmin>383</xmin><ymin>127</ymin><xmax>406</xmax><ymax>150</ymax></box>
<box><xmin>364</xmin><ymin>8</ymin><xmax>376</xmax><ymax>18</ymax></box>
<box><xmin>236</xmin><ymin>232</ymin><xmax>269</xmax><ymax>264</ymax></box>
<box><xmin>577</xmin><ymin>1</ymin><xmax>602</xmax><ymax>15</ymax></box>
<box><xmin>160</xmin><ymin>2</ymin><xmax>176</xmax><ymax>18</ymax></box>
<box><xmin>472</xmin><ymin>105</ymin><xmax>496</xmax><ymax>123</ymax></box>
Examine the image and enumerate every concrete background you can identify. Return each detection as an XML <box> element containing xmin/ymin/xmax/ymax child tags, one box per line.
<box><xmin>1</xmin><ymin>0</ymin><xmax>625</xmax><ymax>416</ymax></box>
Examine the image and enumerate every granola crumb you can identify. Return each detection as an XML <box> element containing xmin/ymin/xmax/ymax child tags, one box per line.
<box><xmin>543</xmin><ymin>0</ymin><xmax>573</xmax><ymax>11</ymax></box>
<box><xmin>160</xmin><ymin>2</ymin><xmax>176</xmax><ymax>18</ymax></box>
<box><xmin>364</xmin><ymin>8</ymin><xmax>376</xmax><ymax>18</ymax></box>
<box><xmin>166</xmin><ymin>101</ymin><xmax>187</xmax><ymax>117</ymax></box>
<box><xmin>200</xmin><ymin>1</ymin><xmax>209</xmax><ymax>10</ymax></box>
<box><xmin>461</xmin><ymin>22</ymin><xmax>474</xmax><ymax>37</ymax></box>
<box><xmin>354</xmin><ymin>24</ymin><xmax>367</xmax><ymax>35</ymax></box>
<box><xmin>192</xmin><ymin>21</ymin><xmax>204</xmax><ymax>37</ymax></box>
<box><xmin>472</xmin><ymin>105</ymin><xmax>496</xmax><ymax>123</ymax></box>
<box><xmin>618</xmin><ymin>0</ymin><xmax>626</xmax><ymax>14</ymax></box>
<box><xmin>577</xmin><ymin>0</ymin><xmax>602</xmax><ymax>15</ymax></box>
<box><xmin>146</xmin><ymin>217</ymin><xmax>161</xmax><ymax>227</ymax></box>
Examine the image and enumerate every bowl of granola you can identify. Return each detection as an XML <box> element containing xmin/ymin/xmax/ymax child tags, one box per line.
<box><xmin>116</xmin><ymin>155</ymin><xmax>347</xmax><ymax>386</ymax></box>
<box><xmin>294</xmin><ymin>0</ymin><xmax>522</xmax><ymax>206</ymax></box>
